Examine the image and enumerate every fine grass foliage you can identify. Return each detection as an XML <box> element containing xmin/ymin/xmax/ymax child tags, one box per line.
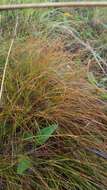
<box><xmin>0</xmin><ymin>2</ymin><xmax>107</xmax><ymax>189</ymax></box>
<box><xmin>0</xmin><ymin>38</ymin><xmax>107</xmax><ymax>190</ymax></box>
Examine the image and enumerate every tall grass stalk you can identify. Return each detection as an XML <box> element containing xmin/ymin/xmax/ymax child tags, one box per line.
<box><xmin>0</xmin><ymin>15</ymin><xmax>18</xmax><ymax>104</ymax></box>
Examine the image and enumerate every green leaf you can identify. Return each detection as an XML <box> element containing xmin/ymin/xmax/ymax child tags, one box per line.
<box><xmin>17</xmin><ymin>157</ymin><xmax>31</xmax><ymax>175</ymax></box>
<box><xmin>23</xmin><ymin>131</ymin><xmax>34</xmax><ymax>141</ymax></box>
<box><xmin>87</xmin><ymin>72</ymin><xmax>97</xmax><ymax>86</ymax></box>
<box><xmin>35</xmin><ymin>124</ymin><xmax>58</xmax><ymax>146</ymax></box>
<box><xmin>100</xmin><ymin>93</ymin><xmax>107</xmax><ymax>100</ymax></box>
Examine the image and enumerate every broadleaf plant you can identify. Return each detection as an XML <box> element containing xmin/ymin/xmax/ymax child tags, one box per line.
<box><xmin>17</xmin><ymin>156</ymin><xmax>32</xmax><ymax>175</ymax></box>
<box><xmin>23</xmin><ymin>124</ymin><xmax>58</xmax><ymax>146</ymax></box>
<box><xmin>35</xmin><ymin>123</ymin><xmax>58</xmax><ymax>146</ymax></box>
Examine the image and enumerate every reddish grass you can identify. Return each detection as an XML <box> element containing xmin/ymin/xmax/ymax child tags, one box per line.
<box><xmin>0</xmin><ymin>37</ymin><xmax>107</xmax><ymax>190</ymax></box>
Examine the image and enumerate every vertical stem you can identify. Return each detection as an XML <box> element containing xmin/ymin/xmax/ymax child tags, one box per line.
<box><xmin>0</xmin><ymin>16</ymin><xmax>18</xmax><ymax>105</ymax></box>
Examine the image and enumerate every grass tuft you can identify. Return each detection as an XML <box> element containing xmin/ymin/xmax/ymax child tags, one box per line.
<box><xmin>0</xmin><ymin>38</ymin><xmax>107</xmax><ymax>189</ymax></box>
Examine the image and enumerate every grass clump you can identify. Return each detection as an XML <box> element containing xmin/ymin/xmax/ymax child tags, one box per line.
<box><xmin>0</xmin><ymin>37</ymin><xmax>107</xmax><ymax>190</ymax></box>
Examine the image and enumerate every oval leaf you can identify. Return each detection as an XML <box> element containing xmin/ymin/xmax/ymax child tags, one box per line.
<box><xmin>35</xmin><ymin>124</ymin><xmax>58</xmax><ymax>146</ymax></box>
<box><xmin>17</xmin><ymin>157</ymin><xmax>31</xmax><ymax>175</ymax></box>
<box><xmin>100</xmin><ymin>93</ymin><xmax>107</xmax><ymax>100</ymax></box>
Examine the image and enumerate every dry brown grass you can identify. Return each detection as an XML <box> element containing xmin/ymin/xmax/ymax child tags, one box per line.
<box><xmin>0</xmin><ymin>37</ymin><xmax>107</xmax><ymax>190</ymax></box>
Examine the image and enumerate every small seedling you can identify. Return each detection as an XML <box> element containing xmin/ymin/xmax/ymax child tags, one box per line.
<box><xmin>17</xmin><ymin>156</ymin><xmax>32</xmax><ymax>175</ymax></box>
